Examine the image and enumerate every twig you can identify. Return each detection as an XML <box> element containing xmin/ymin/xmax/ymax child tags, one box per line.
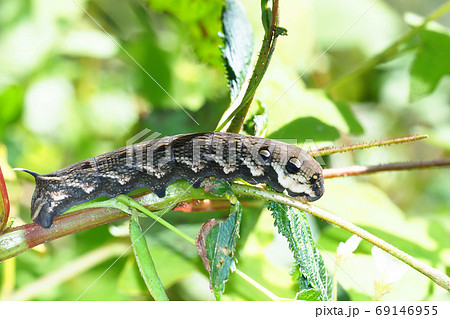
<box><xmin>230</xmin><ymin>183</ymin><xmax>450</xmax><ymax>291</ymax></box>
<box><xmin>323</xmin><ymin>158</ymin><xmax>450</xmax><ymax>178</ymax></box>
<box><xmin>2</xmin><ymin>182</ymin><xmax>449</xmax><ymax>291</ymax></box>
<box><xmin>309</xmin><ymin>134</ymin><xmax>428</xmax><ymax>157</ymax></box>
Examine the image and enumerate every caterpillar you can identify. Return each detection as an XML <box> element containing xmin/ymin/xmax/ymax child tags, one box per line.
<box><xmin>20</xmin><ymin>132</ymin><xmax>324</xmax><ymax>228</ymax></box>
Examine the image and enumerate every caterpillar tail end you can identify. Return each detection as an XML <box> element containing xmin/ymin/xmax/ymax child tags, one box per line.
<box><xmin>15</xmin><ymin>168</ymin><xmax>55</xmax><ymax>228</ymax></box>
<box><xmin>13</xmin><ymin>168</ymin><xmax>41</xmax><ymax>178</ymax></box>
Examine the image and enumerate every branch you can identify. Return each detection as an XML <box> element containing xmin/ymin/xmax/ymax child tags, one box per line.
<box><xmin>309</xmin><ymin>134</ymin><xmax>428</xmax><ymax>157</ymax></box>
<box><xmin>324</xmin><ymin>158</ymin><xmax>450</xmax><ymax>178</ymax></box>
<box><xmin>229</xmin><ymin>183</ymin><xmax>450</xmax><ymax>291</ymax></box>
<box><xmin>0</xmin><ymin>182</ymin><xmax>220</xmax><ymax>261</ymax></box>
<box><xmin>2</xmin><ymin>181</ymin><xmax>448</xmax><ymax>291</ymax></box>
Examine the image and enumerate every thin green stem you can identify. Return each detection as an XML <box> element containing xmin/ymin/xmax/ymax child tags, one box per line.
<box><xmin>216</xmin><ymin>0</ymin><xmax>283</xmax><ymax>132</ymax></box>
<box><xmin>117</xmin><ymin>195</ymin><xmax>195</xmax><ymax>245</ymax></box>
<box><xmin>230</xmin><ymin>183</ymin><xmax>450</xmax><ymax>291</ymax></box>
<box><xmin>234</xmin><ymin>269</ymin><xmax>289</xmax><ymax>301</ymax></box>
<box><xmin>326</xmin><ymin>0</ymin><xmax>450</xmax><ymax>94</ymax></box>
<box><xmin>116</xmin><ymin>194</ymin><xmax>284</xmax><ymax>300</ymax></box>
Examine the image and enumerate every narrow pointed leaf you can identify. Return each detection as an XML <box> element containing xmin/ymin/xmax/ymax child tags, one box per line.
<box><xmin>129</xmin><ymin>217</ymin><xmax>168</xmax><ymax>301</ymax></box>
<box><xmin>268</xmin><ymin>201</ymin><xmax>332</xmax><ymax>300</ymax></box>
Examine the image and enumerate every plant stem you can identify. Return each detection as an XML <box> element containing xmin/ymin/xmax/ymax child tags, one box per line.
<box><xmin>325</xmin><ymin>0</ymin><xmax>450</xmax><ymax>94</ymax></box>
<box><xmin>234</xmin><ymin>269</ymin><xmax>289</xmax><ymax>300</ymax></box>
<box><xmin>216</xmin><ymin>0</ymin><xmax>283</xmax><ymax>132</ymax></box>
<box><xmin>117</xmin><ymin>195</ymin><xmax>195</xmax><ymax>245</ymax></box>
<box><xmin>309</xmin><ymin>134</ymin><xmax>428</xmax><ymax>157</ymax></box>
<box><xmin>2</xmin><ymin>180</ymin><xmax>449</xmax><ymax>291</ymax></box>
<box><xmin>323</xmin><ymin>158</ymin><xmax>450</xmax><ymax>178</ymax></box>
<box><xmin>230</xmin><ymin>183</ymin><xmax>450</xmax><ymax>291</ymax></box>
<box><xmin>117</xmin><ymin>194</ymin><xmax>285</xmax><ymax>300</ymax></box>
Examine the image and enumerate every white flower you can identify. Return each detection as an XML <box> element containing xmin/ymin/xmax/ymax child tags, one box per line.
<box><xmin>372</xmin><ymin>246</ymin><xmax>408</xmax><ymax>299</ymax></box>
<box><xmin>336</xmin><ymin>235</ymin><xmax>362</xmax><ymax>264</ymax></box>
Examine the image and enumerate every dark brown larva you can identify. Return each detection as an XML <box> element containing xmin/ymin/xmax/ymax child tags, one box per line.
<box><xmin>21</xmin><ymin>132</ymin><xmax>324</xmax><ymax>228</ymax></box>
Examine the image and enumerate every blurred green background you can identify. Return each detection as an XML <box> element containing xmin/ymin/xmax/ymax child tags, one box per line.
<box><xmin>0</xmin><ymin>0</ymin><xmax>449</xmax><ymax>300</ymax></box>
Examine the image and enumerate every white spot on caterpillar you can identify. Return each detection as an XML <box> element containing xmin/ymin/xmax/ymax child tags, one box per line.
<box><xmin>223</xmin><ymin>164</ymin><xmax>236</xmax><ymax>174</ymax></box>
<box><xmin>31</xmin><ymin>200</ymin><xmax>46</xmax><ymax>220</ymax></box>
<box><xmin>213</xmin><ymin>156</ymin><xmax>237</xmax><ymax>174</ymax></box>
<box><xmin>272</xmin><ymin>163</ymin><xmax>312</xmax><ymax>196</ymax></box>
<box><xmin>82</xmin><ymin>183</ymin><xmax>96</xmax><ymax>194</ymax></box>
<box><xmin>242</xmin><ymin>157</ymin><xmax>264</xmax><ymax>177</ymax></box>
<box><xmin>51</xmin><ymin>190</ymin><xmax>70</xmax><ymax>201</ymax></box>
<box><xmin>154</xmin><ymin>170</ymin><xmax>166</xmax><ymax>178</ymax></box>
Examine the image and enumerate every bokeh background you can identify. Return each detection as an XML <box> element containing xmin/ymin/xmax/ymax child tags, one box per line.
<box><xmin>0</xmin><ymin>0</ymin><xmax>449</xmax><ymax>300</ymax></box>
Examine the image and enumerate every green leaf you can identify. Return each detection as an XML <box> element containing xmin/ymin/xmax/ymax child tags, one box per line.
<box><xmin>260</xmin><ymin>0</ymin><xmax>272</xmax><ymax>33</ymax></box>
<box><xmin>221</xmin><ymin>0</ymin><xmax>254</xmax><ymax>102</ymax></box>
<box><xmin>410</xmin><ymin>29</ymin><xmax>450</xmax><ymax>101</ymax></box>
<box><xmin>206</xmin><ymin>200</ymin><xmax>242</xmax><ymax>300</ymax></box>
<box><xmin>267</xmin><ymin>201</ymin><xmax>332</xmax><ymax>301</ymax></box>
<box><xmin>243</xmin><ymin>100</ymin><xmax>268</xmax><ymax>137</ymax></box>
<box><xmin>129</xmin><ymin>216</ymin><xmax>169</xmax><ymax>301</ymax></box>
<box><xmin>265</xmin><ymin>88</ymin><xmax>362</xmax><ymax>144</ymax></box>
<box><xmin>296</xmin><ymin>288</ymin><xmax>321</xmax><ymax>301</ymax></box>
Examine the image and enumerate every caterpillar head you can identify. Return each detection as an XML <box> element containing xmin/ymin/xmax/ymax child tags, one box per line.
<box><xmin>260</xmin><ymin>146</ymin><xmax>324</xmax><ymax>201</ymax></box>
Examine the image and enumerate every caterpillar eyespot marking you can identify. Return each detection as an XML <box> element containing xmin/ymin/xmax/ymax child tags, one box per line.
<box><xmin>259</xmin><ymin>149</ymin><xmax>271</xmax><ymax>160</ymax></box>
<box><xmin>20</xmin><ymin>132</ymin><xmax>325</xmax><ymax>228</ymax></box>
<box><xmin>286</xmin><ymin>157</ymin><xmax>302</xmax><ymax>174</ymax></box>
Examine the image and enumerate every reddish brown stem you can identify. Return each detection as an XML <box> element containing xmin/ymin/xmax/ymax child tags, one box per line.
<box><xmin>323</xmin><ymin>158</ymin><xmax>450</xmax><ymax>179</ymax></box>
<box><xmin>0</xmin><ymin>165</ymin><xmax>10</xmax><ymax>232</ymax></box>
<box><xmin>0</xmin><ymin>207</ymin><xmax>129</xmax><ymax>261</ymax></box>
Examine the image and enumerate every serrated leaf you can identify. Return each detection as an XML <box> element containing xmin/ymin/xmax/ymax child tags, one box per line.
<box><xmin>0</xmin><ymin>165</ymin><xmax>10</xmax><ymax>232</ymax></box>
<box><xmin>221</xmin><ymin>0</ymin><xmax>254</xmax><ymax>102</ymax></box>
<box><xmin>410</xmin><ymin>29</ymin><xmax>450</xmax><ymax>101</ymax></box>
<box><xmin>206</xmin><ymin>200</ymin><xmax>242</xmax><ymax>300</ymax></box>
<box><xmin>129</xmin><ymin>217</ymin><xmax>168</xmax><ymax>301</ymax></box>
<box><xmin>296</xmin><ymin>288</ymin><xmax>321</xmax><ymax>301</ymax></box>
<box><xmin>268</xmin><ymin>201</ymin><xmax>332</xmax><ymax>300</ymax></box>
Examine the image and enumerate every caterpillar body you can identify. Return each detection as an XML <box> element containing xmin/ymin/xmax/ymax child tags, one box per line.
<box><xmin>22</xmin><ymin>132</ymin><xmax>324</xmax><ymax>228</ymax></box>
